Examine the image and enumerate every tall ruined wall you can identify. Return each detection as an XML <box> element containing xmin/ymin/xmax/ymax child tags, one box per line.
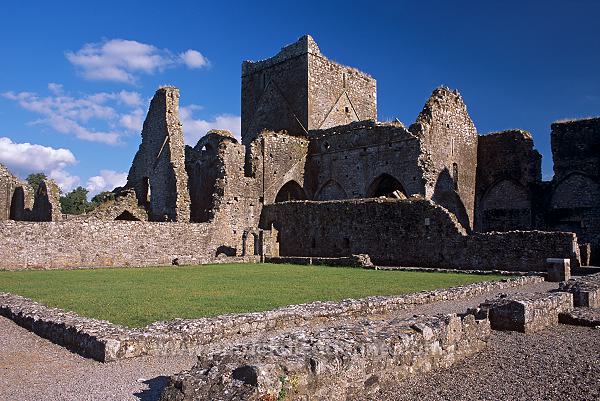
<box><xmin>241</xmin><ymin>35</ymin><xmax>376</xmax><ymax>144</ymax></box>
<box><xmin>304</xmin><ymin>121</ymin><xmax>425</xmax><ymax>199</ymax></box>
<box><xmin>410</xmin><ymin>87</ymin><xmax>478</xmax><ymax>231</ymax></box>
<box><xmin>551</xmin><ymin>118</ymin><xmax>600</xmax><ymax>181</ymax></box>
<box><xmin>185</xmin><ymin>130</ymin><xmax>239</xmax><ymax>223</ymax></box>
<box><xmin>241</xmin><ymin>37</ymin><xmax>310</xmax><ymax>144</ymax></box>
<box><xmin>126</xmin><ymin>87</ymin><xmax>190</xmax><ymax>221</ymax></box>
<box><xmin>475</xmin><ymin>130</ymin><xmax>541</xmax><ymax>232</ymax></box>
<box><xmin>0</xmin><ymin>164</ymin><xmax>30</xmax><ymax>220</ymax></box>
<box><xmin>30</xmin><ymin>180</ymin><xmax>62</xmax><ymax>222</ymax></box>
<box><xmin>260</xmin><ymin>199</ymin><xmax>579</xmax><ymax>271</ymax></box>
<box><xmin>547</xmin><ymin>117</ymin><xmax>600</xmax><ymax>264</ymax></box>
<box><xmin>0</xmin><ymin>220</ymin><xmax>224</xmax><ymax>270</ymax></box>
<box><xmin>307</xmin><ymin>47</ymin><xmax>376</xmax><ymax>130</ymax></box>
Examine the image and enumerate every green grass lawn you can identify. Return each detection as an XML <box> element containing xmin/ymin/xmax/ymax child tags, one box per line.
<box><xmin>0</xmin><ymin>263</ymin><xmax>501</xmax><ymax>327</ymax></box>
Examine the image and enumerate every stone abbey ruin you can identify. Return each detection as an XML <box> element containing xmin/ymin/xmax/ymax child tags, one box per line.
<box><xmin>0</xmin><ymin>34</ymin><xmax>598</xmax><ymax>270</ymax></box>
<box><xmin>1</xmin><ymin>35</ymin><xmax>600</xmax><ymax>401</ymax></box>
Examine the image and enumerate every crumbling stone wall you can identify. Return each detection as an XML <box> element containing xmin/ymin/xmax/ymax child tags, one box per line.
<box><xmin>125</xmin><ymin>87</ymin><xmax>190</xmax><ymax>221</ymax></box>
<box><xmin>0</xmin><ymin>164</ymin><xmax>32</xmax><ymax>220</ymax></box>
<box><xmin>410</xmin><ymin>87</ymin><xmax>479</xmax><ymax>231</ymax></box>
<box><xmin>86</xmin><ymin>189</ymin><xmax>148</xmax><ymax>221</ymax></box>
<box><xmin>0</xmin><ymin>165</ymin><xmax>60</xmax><ymax>222</ymax></box>
<box><xmin>30</xmin><ymin>180</ymin><xmax>62</xmax><ymax>222</ymax></box>
<box><xmin>304</xmin><ymin>121</ymin><xmax>424</xmax><ymax>200</ymax></box>
<box><xmin>546</xmin><ymin>118</ymin><xmax>600</xmax><ymax>264</ymax></box>
<box><xmin>160</xmin><ymin>313</ymin><xmax>489</xmax><ymax>401</ymax></box>
<box><xmin>475</xmin><ymin>130</ymin><xmax>542</xmax><ymax>232</ymax></box>
<box><xmin>241</xmin><ymin>35</ymin><xmax>376</xmax><ymax>145</ymax></box>
<box><xmin>261</xmin><ymin>199</ymin><xmax>579</xmax><ymax>271</ymax></box>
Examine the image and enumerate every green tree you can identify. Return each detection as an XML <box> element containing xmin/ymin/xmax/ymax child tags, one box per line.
<box><xmin>90</xmin><ymin>191</ymin><xmax>115</xmax><ymax>207</ymax></box>
<box><xmin>26</xmin><ymin>172</ymin><xmax>47</xmax><ymax>192</ymax></box>
<box><xmin>60</xmin><ymin>187</ymin><xmax>91</xmax><ymax>215</ymax></box>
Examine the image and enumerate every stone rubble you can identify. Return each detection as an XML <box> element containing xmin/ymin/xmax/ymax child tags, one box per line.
<box><xmin>476</xmin><ymin>291</ymin><xmax>573</xmax><ymax>333</ymax></box>
<box><xmin>159</xmin><ymin>313</ymin><xmax>490</xmax><ymax>401</ymax></box>
<box><xmin>559</xmin><ymin>272</ymin><xmax>600</xmax><ymax>308</ymax></box>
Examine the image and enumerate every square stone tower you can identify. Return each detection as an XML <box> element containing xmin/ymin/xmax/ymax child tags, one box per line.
<box><xmin>241</xmin><ymin>35</ymin><xmax>377</xmax><ymax>145</ymax></box>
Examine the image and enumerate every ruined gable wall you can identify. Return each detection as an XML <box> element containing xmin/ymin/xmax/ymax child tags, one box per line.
<box><xmin>304</xmin><ymin>121</ymin><xmax>425</xmax><ymax>199</ymax></box>
<box><xmin>410</xmin><ymin>87</ymin><xmax>478</xmax><ymax>231</ymax></box>
<box><xmin>260</xmin><ymin>199</ymin><xmax>579</xmax><ymax>271</ymax></box>
<box><xmin>307</xmin><ymin>52</ymin><xmax>376</xmax><ymax>130</ymax></box>
<box><xmin>475</xmin><ymin>130</ymin><xmax>541</xmax><ymax>232</ymax></box>
<box><xmin>241</xmin><ymin>43</ymin><xmax>309</xmax><ymax>144</ymax></box>
<box><xmin>126</xmin><ymin>87</ymin><xmax>190</xmax><ymax>221</ymax></box>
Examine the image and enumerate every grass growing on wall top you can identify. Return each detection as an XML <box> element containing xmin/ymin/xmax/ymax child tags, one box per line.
<box><xmin>0</xmin><ymin>263</ymin><xmax>502</xmax><ymax>327</ymax></box>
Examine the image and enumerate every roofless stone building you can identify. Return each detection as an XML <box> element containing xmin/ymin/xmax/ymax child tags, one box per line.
<box><xmin>0</xmin><ymin>35</ymin><xmax>598</xmax><ymax>269</ymax></box>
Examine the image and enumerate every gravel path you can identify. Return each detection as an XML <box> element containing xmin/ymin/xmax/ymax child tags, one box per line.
<box><xmin>378</xmin><ymin>325</ymin><xmax>600</xmax><ymax>401</ymax></box>
<box><xmin>0</xmin><ymin>280</ymin><xmax>558</xmax><ymax>400</ymax></box>
<box><xmin>0</xmin><ymin>317</ymin><xmax>196</xmax><ymax>401</ymax></box>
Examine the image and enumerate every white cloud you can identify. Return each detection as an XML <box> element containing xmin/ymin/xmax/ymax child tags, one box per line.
<box><xmin>180</xmin><ymin>105</ymin><xmax>241</xmax><ymax>145</ymax></box>
<box><xmin>86</xmin><ymin>169</ymin><xmax>128</xmax><ymax>196</ymax></box>
<box><xmin>48</xmin><ymin>83</ymin><xmax>64</xmax><ymax>95</ymax></box>
<box><xmin>120</xmin><ymin>108</ymin><xmax>145</xmax><ymax>133</ymax></box>
<box><xmin>2</xmin><ymin>87</ymin><xmax>145</xmax><ymax>144</ymax></box>
<box><xmin>0</xmin><ymin>137</ymin><xmax>79</xmax><ymax>192</ymax></box>
<box><xmin>180</xmin><ymin>49</ymin><xmax>209</xmax><ymax>69</ymax></box>
<box><xmin>66</xmin><ymin>39</ymin><xmax>209</xmax><ymax>84</ymax></box>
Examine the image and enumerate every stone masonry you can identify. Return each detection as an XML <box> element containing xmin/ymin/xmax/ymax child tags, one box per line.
<box><xmin>241</xmin><ymin>35</ymin><xmax>376</xmax><ymax>145</ymax></box>
<box><xmin>160</xmin><ymin>313</ymin><xmax>489</xmax><ymax>401</ymax></box>
<box><xmin>0</xmin><ymin>34</ymin><xmax>598</xmax><ymax>269</ymax></box>
<box><xmin>125</xmin><ymin>86</ymin><xmax>190</xmax><ymax>222</ymax></box>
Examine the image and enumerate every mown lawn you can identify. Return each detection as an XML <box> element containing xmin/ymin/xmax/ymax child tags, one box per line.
<box><xmin>0</xmin><ymin>263</ymin><xmax>501</xmax><ymax>327</ymax></box>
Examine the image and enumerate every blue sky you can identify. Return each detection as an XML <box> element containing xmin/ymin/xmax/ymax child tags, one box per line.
<box><xmin>1</xmin><ymin>1</ymin><xmax>598</xmax><ymax>195</ymax></box>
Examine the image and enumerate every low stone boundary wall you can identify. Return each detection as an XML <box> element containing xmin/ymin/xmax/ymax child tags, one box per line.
<box><xmin>559</xmin><ymin>273</ymin><xmax>600</xmax><ymax>308</ymax></box>
<box><xmin>0</xmin><ymin>276</ymin><xmax>543</xmax><ymax>362</ymax></box>
<box><xmin>376</xmin><ymin>266</ymin><xmax>535</xmax><ymax>276</ymax></box>
<box><xmin>159</xmin><ymin>313</ymin><xmax>490</xmax><ymax>401</ymax></box>
<box><xmin>265</xmin><ymin>254</ymin><xmax>373</xmax><ymax>268</ymax></box>
<box><xmin>477</xmin><ymin>292</ymin><xmax>573</xmax><ymax>333</ymax></box>
<box><xmin>0</xmin><ymin>220</ymin><xmax>228</xmax><ymax>270</ymax></box>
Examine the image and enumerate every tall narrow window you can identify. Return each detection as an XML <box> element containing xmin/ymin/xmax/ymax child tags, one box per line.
<box><xmin>342</xmin><ymin>72</ymin><xmax>346</xmax><ymax>88</ymax></box>
<box><xmin>452</xmin><ymin>163</ymin><xmax>459</xmax><ymax>190</ymax></box>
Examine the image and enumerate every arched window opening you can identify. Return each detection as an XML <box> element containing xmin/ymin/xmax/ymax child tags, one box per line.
<box><xmin>367</xmin><ymin>174</ymin><xmax>407</xmax><ymax>199</ymax></box>
<box><xmin>274</xmin><ymin>181</ymin><xmax>307</xmax><ymax>203</ymax></box>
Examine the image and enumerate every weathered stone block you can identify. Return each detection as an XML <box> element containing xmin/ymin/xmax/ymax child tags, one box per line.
<box><xmin>546</xmin><ymin>258</ymin><xmax>571</xmax><ymax>282</ymax></box>
<box><xmin>559</xmin><ymin>273</ymin><xmax>600</xmax><ymax>308</ymax></box>
<box><xmin>479</xmin><ymin>292</ymin><xmax>573</xmax><ymax>333</ymax></box>
<box><xmin>559</xmin><ymin>307</ymin><xmax>600</xmax><ymax>327</ymax></box>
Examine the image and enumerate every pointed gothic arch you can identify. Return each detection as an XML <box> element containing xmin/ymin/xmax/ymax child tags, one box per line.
<box><xmin>315</xmin><ymin>180</ymin><xmax>347</xmax><ymax>201</ymax></box>
<box><xmin>275</xmin><ymin>180</ymin><xmax>307</xmax><ymax>203</ymax></box>
<box><xmin>366</xmin><ymin>174</ymin><xmax>407</xmax><ymax>199</ymax></box>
